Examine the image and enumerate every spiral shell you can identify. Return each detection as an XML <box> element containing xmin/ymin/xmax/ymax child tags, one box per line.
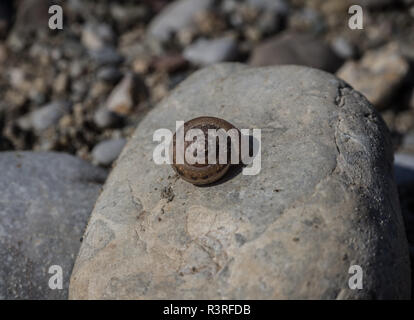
<box><xmin>171</xmin><ymin>116</ymin><xmax>239</xmax><ymax>185</ymax></box>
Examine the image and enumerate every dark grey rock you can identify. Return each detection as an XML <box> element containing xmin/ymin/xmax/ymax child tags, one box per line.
<box><xmin>96</xmin><ymin>67</ymin><xmax>123</xmax><ymax>84</ymax></box>
<box><xmin>89</xmin><ymin>47</ymin><xmax>124</xmax><ymax>66</ymax></box>
<box><xmin>70</xmin><ymin>64</ymin><xmax>410</xmax><ymax>299</ymax></box>
<box><xmin>0</xmin><ymin>152</ymin><xmax>107</xmax><ymax>299</ymax></box>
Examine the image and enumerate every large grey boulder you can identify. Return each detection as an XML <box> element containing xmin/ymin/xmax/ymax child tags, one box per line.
<box><xmin>69</xmin><ymin>64</ymin><xmax>411</xmax><ymax>299</ymax></box>
<box><xmin>0</xmin><ymin>152</ymin><xmax>107</xmax><ymax>299</ymax></box>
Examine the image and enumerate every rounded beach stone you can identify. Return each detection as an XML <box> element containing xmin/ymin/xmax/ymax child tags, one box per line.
<box><xmin>69</xmin><ymin>64</ymin><xmax>411</xmax><ymax>299</ymax></box>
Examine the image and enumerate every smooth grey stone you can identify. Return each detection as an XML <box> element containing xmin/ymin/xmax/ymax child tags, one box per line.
<box><xmin>30</xmin><ymin>101</ymin><xmax>71</xmax><ymax>131</ymax></box>
<box><xmin>0</xmin><ymin>152</ymin><xmax>107</xmax><ymax>299</ymax></box>
<box><xmin>69</xmin><ymin>64</ymin><xmax>410</xmax><ymax>299</ymax></box>
<box><xmin>93</xmin><ymin>107</ymin><xmax>123</xmax><ymax>129</ymax></box>
<box><xmin>183</xmin><ymin>37</ymin><xmax>238</xmax><ymax>66</ymax></box>
<box><xmin>92</xmin><ymin>138</ymin><xmax>127</xmax><ymax>166</ymax></box>
<box><xmin>148</xmin><ymin>0</ymin><xmax>214</xmax><ymax>41</ymax></box>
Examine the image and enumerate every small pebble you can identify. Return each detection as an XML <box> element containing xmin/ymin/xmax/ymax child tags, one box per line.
<box><xmin>97</xmin><ymin>67</ymin><xmax>123</xmax><ymax>84</ymax></box>
<box><xmin>331</xmin><ymin>37</ymin><xmax>355</xmax><ymax>60</ymax></box>
<box><xmin>81</xmin><ymin>23</ymin><xmax>115</xmax><ymax>51</ymax></box>
<box><xmin>183</xmin><ymin>37</ymin><xmax>238</xmax><ymax>66</ymax></box>
<box><xmin>30</xmin><ymin>101</ymin><xmax>71</xmax><ymax>131</ymax></box>
<box><xmin>92</xmin><ymin>138</ymin><xmax>127</xmax><ymax>166</ymax></box>
<box><xmin>89</xmin><ymin>47</ymin><xmax>124</xmax><ymax>66</ymax></box>
<box><xmin>93</xmin><ymin>106</ymin><xmax>123</xmax><ymax>129</ymax></box>
<box><xmin>105</xmin><ymin>73</ymin><xmax>145</xmax><ymax>115</ymax></box>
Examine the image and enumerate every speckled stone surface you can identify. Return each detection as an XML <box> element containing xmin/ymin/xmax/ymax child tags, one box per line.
<box><xmin>69</xmin><ymin>64</ymin><xmax>411</xmax><ymax>299</ymax></box>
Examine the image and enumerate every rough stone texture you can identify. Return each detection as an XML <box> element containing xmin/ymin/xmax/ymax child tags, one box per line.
<box><xmin>336</xmin><ymin>43</ymin><xmax>409</xmax><ymax>109</ymax></box>
<box><xmin>69</xmin><ymin>64</ymin><xmax>411</xmax><ymax>299</ymax></box>
<box><xmin>0</xmin><ymin>152</ymin><xmax>107</xmax><ymax>299</ymax></box>
<box><xmin>249</xmin><ymin>31</ymin><xmax>343</xmax><ymax>73</ymax></box>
